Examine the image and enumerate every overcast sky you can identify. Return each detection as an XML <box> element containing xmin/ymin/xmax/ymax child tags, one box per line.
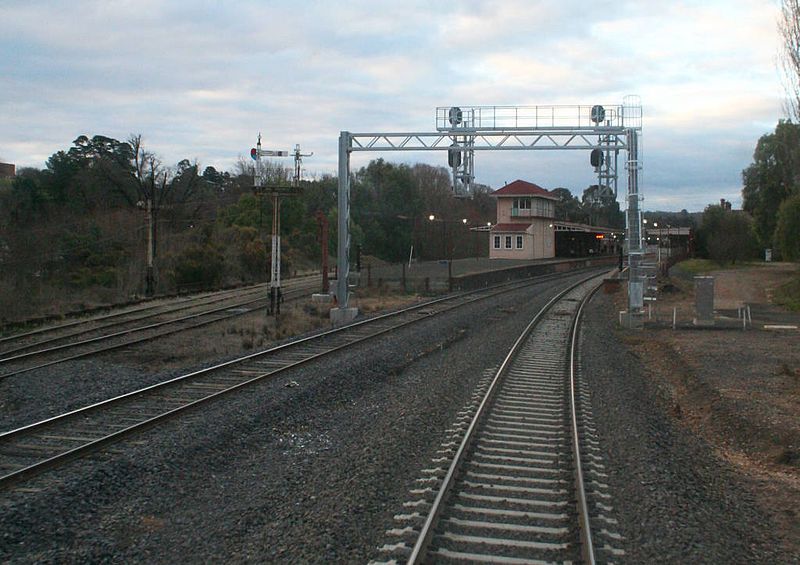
<box><xmin>1</xmin><ymin>0</ymin><xmax>785</xmax><ymax>211</ymax></box>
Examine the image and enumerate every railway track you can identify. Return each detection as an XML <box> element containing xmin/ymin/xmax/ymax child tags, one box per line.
<box><xmin>0</xmin><ymin>268</ymin><xmax>608</xmax><ymax>491</ymax></box>
<box><xmin>373</xmin><ymin>272</ymin><xmax>624</xmax><ymax>564</ymax></box>
<box><xmin>0</xmin><ymin>281</ymin><xmax>272</xmax><ymax>342</ymax></box>
<box><xmin>0</xmin><ymin>276</ymin><xmax>322</xmax><ymax>380</ymax></box>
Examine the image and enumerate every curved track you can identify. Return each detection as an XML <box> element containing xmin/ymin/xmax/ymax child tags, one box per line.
<box><xmin>374</xmin><ymin>272</ymin><xmax>622</xmax><ymax>564</ymax></box>
<box><xmin>0</xmin><ymin>268</ymin><xmax>607</xmax><ymax>491</ymax></box>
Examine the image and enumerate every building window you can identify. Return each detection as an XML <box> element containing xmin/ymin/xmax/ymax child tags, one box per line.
<box><xmin>505</xmin><ymin>235</ymin><xmax>512</xmax><ymax>249</ymax></box>
<box><xmin>516</xmin><ymin>235</ymin><xmax>523</xmax><ymax>249</ymax></box>
<box><xmin>512</xmin><ymin>198</ymin><xmax>532</xmax><ymax>219</ymax></box>
<box><xmin>493</xmin><ymin>235</ymin><xmax>501</xmax><ymax>249</ymax></box>
<box><xmin>512</xmin><ymin>198</ymin><xmax>532</xmax><ymax>215</ymax></box>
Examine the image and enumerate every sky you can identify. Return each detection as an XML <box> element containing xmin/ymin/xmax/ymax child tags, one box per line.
<box><xmin>0</xmin><ymin>0</ymin><xmax>786</xmax><ymax>212</ymax></box>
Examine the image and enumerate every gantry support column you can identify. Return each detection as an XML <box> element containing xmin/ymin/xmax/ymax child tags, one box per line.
<box><xmin>625</xmin><ymin>127</ymin><xmax>644</xmax><ymax>324</ymax></box>
<box><xmin>332</xmin><ymin>131</ymin><xmax>358</xmax><ymax>325</ymax></box>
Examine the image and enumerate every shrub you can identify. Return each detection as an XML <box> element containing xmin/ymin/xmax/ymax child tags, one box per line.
<box><xmin>774</xmin><ymin>193</ymin><xmax>800</xmax><ymax>261</ymax></box>
<box><xmin>169</xmin><ymin>243</ymin><xmax>225</xmax><ymax>290</ymax></box>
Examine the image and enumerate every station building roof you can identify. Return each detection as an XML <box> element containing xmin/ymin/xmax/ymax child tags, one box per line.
<box><xmin>492</xmin><ymin>180</ymin><xmax>558</xmax><ymax>200</ymax></box>
<box><xmin>490</xmin><ymin>223</ymin><xmax>533</xmax><ymax>232</ymax></box>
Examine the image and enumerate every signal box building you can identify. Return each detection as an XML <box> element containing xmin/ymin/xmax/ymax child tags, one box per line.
<box><xmin>490</xmin><ymin>180</ymin><xmax>557</xmax><ymax>260</ymax></box>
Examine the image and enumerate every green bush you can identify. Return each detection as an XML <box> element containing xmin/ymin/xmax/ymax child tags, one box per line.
<box><xmin>67</xmin><ymin>266</ymin><xmax>118</xmax><ymax>288</ymax></box>
<box><xmin>774</xmin><ymin>194</ymin><xmax>800</xmax><ymax>261</ymax></box>
<box><xmin>774</xmin><ymin>275</ymin><xmax>800</xmax><ymax>311</ymax></box>
<box><xmin>169</xmin><ymin>243</ymin><xmax>226</xmax><ymax>290</ymax></box>
<box><xmin>57</xmin><ymin>225</ymin><xmax>126</xmax><ymax>289</ymax></box>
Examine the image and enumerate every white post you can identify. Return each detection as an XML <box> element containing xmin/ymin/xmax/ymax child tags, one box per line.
<box><xmin>337</xmin><ymin>132</ymin><xmax>351</xmax><ymax>308</ymax></box>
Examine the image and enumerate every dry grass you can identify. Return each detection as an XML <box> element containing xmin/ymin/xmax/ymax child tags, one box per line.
<box><xmin>614</xmin><ymin>262</ymin><xmax>800</xmax><ymax>556</ymax></box>
<box><xmin>350</xmin><ymin>287</ymin><xmax>425</xmax><ymax>314</ymax></box>
<box><xmin>108</xmin><ymin>288</ymin><xmax>424</xmax><ymax>371</ymax></box>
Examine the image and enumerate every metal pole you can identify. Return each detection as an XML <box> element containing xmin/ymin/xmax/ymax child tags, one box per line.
<box><xmin>145</xmin><ymin>197</ymin><xmax>155</xmax><ymax>296</ymax></box>
<box><xmin>337</xmin><ymin>132</ymin><xmax>351</xmax><ymax>308</ymax></box>
<box><xmin>316</xmin><ymin>211</ymin><xmax>329</xmax><ymax>294</ymax></box>
<box><xmin>269</xmin><ymin>193</ymin><xmax>280</xmax><ymax>315</ymax></box>
<box><xmin>276</xmin><ymin>196</ymin><xmax>282</xmax><ymax>314</ymax></box>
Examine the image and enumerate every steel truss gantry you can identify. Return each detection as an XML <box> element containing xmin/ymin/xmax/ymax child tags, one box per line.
<box><xmin>347</xmin><ymin>129</ymin><xmax>628</xmax><ymax>152</ymax></box>
<box><xmin>336</xmin><ymin>99</ymin><xmax>643</xmax><ymax>317</ymax></box>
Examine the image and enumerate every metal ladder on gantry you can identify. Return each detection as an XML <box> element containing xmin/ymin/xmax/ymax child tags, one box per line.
<box><xmin>335</xmin><ymin>97</ymin><xmax>644</xmax><ymax>318</ymax></box>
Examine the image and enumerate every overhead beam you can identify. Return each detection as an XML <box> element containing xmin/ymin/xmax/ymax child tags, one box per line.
<box><xmin>349</xmin><ymin>129</ymin><xmax>628</xmax><ymax>152</ymax></box>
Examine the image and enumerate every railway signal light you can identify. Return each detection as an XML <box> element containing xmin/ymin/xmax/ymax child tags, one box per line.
<box><xmin>448</xmin><ymin>143</ymin><xmax>462</xmax><ymax>168</ymax></box>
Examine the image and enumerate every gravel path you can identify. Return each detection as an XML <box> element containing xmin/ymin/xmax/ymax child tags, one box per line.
<box><xmin>580</xmin><ymin>292</ymin><xmax>796</xmax><ymax>563</ymax></box>
<box><xmin>0</xmin><ymin>273</ymin><xmax>581</xmax><ymax>563</ymax></box>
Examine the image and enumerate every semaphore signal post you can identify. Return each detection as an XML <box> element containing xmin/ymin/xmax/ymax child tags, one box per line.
<box><xmin>251</xmin><ymin>134</ymin><xmax>310</xmax><ymax>316</ymax></box>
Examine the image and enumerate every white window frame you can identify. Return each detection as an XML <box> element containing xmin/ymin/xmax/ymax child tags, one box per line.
<box><xmin>493</xmin><ymin>235</ymin><xmax>501</xmax><ymax>249</ymax></box>
<box><xmin>504</xmin><ymin>235</ymin><xmax>512</xmax><ymax>249</ymax></box>
<box><xmin>516</xmin><ymin>235</ymin><xmax>524</xmax><ymax>249</ymax></box>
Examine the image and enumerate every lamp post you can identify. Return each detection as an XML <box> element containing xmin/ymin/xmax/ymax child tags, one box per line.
<box><xmin>654</xmin><ymin>222</ymin><xmax>660</xmax><ymax>263</ymax></box>
<box><xmin>666</xmin><ymin>224</ymin><xmax>672</xmax><ymax>259</ymax></box>
<box><xmin>428</xmin><ymin>214</ymin><xmax>466</xmax><ymax>291</ymax></box>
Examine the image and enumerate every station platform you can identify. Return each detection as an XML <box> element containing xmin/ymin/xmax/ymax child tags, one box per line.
<box><xmin>350</xmin><ymin>255</ymin><xmax>618</xmax><ymax>293</ymax></box>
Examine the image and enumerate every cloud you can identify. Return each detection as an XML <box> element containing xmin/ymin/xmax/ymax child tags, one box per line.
<box><xmin>0</xmin><ymin>0</ymin><xmax>787</xmax><ymax>211</ymax></box>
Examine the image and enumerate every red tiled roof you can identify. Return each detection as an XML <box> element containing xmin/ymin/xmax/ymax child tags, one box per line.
<box><xmin>491</xmin><ymin>223</ymin><xmax>532</xmax><ymax>232</ymax></box>
<box><xmin>492</xmin><ymin>180</ymin><xmax>557</xmax><ymax>199</ymax></box>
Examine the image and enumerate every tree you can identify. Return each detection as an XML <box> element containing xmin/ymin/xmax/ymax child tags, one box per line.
<box><xmin>350</xmin><ymin>159</ymin><xmax>425</xmax><ymax>262</ymax></box>
<box><xmin>697</xmin><ymin>204</ymin><xmax>758</xmax><ymax>263</ymax></box>
<box><xmin>6</xmin><ymin>168</ymin><xmax>50</xmax><ymax>224</ymax></box>
<box><xmin>41</xmin><ymin>135</ymin><xmax>136</xmax><ymax>210</ymax></box>
<box><xmin>774</xmin><ymin>193</ymin><xmax>800</xmax><ymax>260</ymax></box>
<box><xmin>551</xmin><ymin>187</ymin><xmax>587</xmax><ymax>223</ymax></box>
<box><xmin>581</xmin><ymin>185</ymin><xmax>624</xmax><ymax>228</ymax></box>
<box><xmin>741</xmin><ymin>121</ymin><xmax>800</xmax><ymax>247</ymax></box>
<box><xmin>780</xmin><ymin>0</ymin><xmax>800</xmax><ymax>121</ymax></box>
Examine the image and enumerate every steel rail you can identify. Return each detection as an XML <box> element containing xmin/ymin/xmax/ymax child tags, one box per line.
<box><xmin>0</xmin><ymin>268</ymin><xmax>588</xmax><ymax>439</ymax></box>
<box><xmin>0</xmin><ymin>281</ymin><xmax>276</xmax><ymax>344</ymax></box>
<box><xmin>0</xmin><ymin>281</ymin><xmax>319</xmax><ymax>380</ymax></box>
<box><xmin>0</xmin><ymin>276</ymin><xmax>320</xmax><ymax>355</ymax></box>
<box><xmin>0</xmin><ymin>268</ymin><xmax>603</xmax><ymax>490</ymax></box>
<box><xmin>1</xmin><ymin>292</ymin><xmax>274</xmax><ymax>362</ymax></box>
<box><xmin>0</xmin><ymin>284</ymin><xmax>271</xmax><ymax>354</ymax></box>
<box><xmin>569</xmin><ymin>281</ymin><xmax>605</xmax><ymax>565</ymax></box>
<box><xmin>406</xmin><ymin>271</ymin><xmax>605</xmax><ymax>564</ymax></box>
<box><xmin>404</xmin><ymin>276</ymin><xmax>591</xmax><ymax>562</ymax></box>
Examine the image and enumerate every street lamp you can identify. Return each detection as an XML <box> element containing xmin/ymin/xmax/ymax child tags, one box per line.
<box><xmin>653</xmin><ymin>222</ymin><xmax>660</xmax><ymax>262</ymax></box>
<box><xmin>427</xmin><ymin>213</ymin><xmax>455</xmax><ymax>290</ymax></box>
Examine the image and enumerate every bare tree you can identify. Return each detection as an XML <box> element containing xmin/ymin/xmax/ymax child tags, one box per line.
<box><xmin>780</xmin><ymin>0</ymin><xmax>800</xmax><ymax>121</ymax></box>
<box><xmin>128</xmin><ymin>135</ymin><xmax>170</xmax><ymax>209</ymax></box>
<box><xmin>128</xmin><ymin>134</ymin><xmax>171</xmax><ymax>294</ymax></box>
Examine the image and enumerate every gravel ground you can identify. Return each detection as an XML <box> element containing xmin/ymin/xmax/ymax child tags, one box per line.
<box><xmin>581</xmin><ymin>292</ymin><xmax>796</xmax><ymax>563</ymax></box>
<box><xmin>0</xmin><ymin>273</ymin><xmax>585</xmax><ymax>563</ymax></box>
<box><xmin>5</xmin><ymin>269</ymin><xmax>789</xmax><ymax>563</ymax></box>
<box><xmin>0</xmin><ymin>295</ymin><xmax>410</xmax><ymax>431</ymax></box>
<box><xmin>0</xmin><ymin>360</ymin><xmax>169</xmax><ymax>431</ymax></box>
